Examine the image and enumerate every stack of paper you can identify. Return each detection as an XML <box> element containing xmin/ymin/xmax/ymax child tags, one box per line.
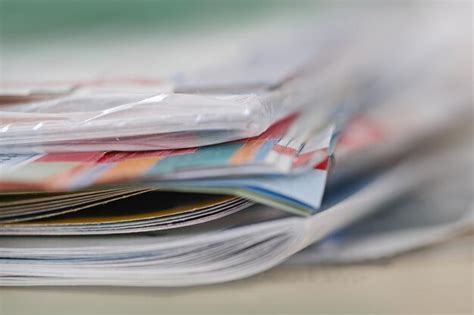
<box><xmin>0</xmin><ymin>4</ymin><xmax>472</xmax><ymax>286</ymax></box>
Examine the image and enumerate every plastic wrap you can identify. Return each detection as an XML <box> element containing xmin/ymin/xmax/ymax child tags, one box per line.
<box><xmin>0</xmin><ymin>92</ymin><xmax>274</xmax><ymax>152</ymax></box>
<box><xmin>0</xmin><ymin>66</ymin><xmax>332</xmax><ymax>153</ymax></box>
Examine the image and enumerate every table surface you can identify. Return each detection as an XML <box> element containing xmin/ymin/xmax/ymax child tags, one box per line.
<box><xmin>1</xmin><ymin>236</ymin><xmax>472</xmax><ymax>315</ymax></box>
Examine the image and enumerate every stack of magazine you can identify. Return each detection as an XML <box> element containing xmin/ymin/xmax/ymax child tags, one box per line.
<box><xmin>0</xmin><ymin>4</ymin><xmax>472</xmax><ymax>286</ymax></box>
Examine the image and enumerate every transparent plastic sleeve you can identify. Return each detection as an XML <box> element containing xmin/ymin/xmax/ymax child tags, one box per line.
<box><xmin>0</xmin><ymin>92</ymin><xmax>287</xmax><ymax>153</ymax></box>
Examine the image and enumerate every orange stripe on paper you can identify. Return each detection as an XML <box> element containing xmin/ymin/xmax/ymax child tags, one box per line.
<box><xmin>231</xmin><ymin>140</ymin><xmax>266</xmax><ymax>165</ymax></box>
<box><xmin>96</xmin><ymin>157</ymin><xmax>162</xmax><ymax>184</ymax></box>
<box><xmin>273</xmin><ymin>144</ymin><xmax>297</xmax><ymax>156</ymax></box>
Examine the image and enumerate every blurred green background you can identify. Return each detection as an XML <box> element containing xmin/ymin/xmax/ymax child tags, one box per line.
<box><xmin>1</xmin><ymin>0</ymin><xmax>316</xmax><ymax>44</ymax></box>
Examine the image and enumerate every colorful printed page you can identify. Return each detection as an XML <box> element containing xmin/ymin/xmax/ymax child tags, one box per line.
<box><xmin>0</xmin><ymin>115</ymin><xmax>333</xmax><ymax>192</ymax></box>
<box><xmin>154</xmin><ymin>157</ymin><xmax>330</xmax><ymax>216</ymax></box>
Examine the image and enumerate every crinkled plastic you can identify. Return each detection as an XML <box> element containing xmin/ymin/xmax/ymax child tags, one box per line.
<box><xmin>0</xmin><ymin>89</ymin><xmax>304</xmax><ymax>153</ymax></box>
<box><xmin>3</xmin><ymin>81</ymin><xmax>332</xmax><ymax>152</ymax></box>
<box><xmin>0</xmin><ymin>92</ymin><xmax>261</xmax><ymax>143</ymax></box>
<box><xmin>0</xmin><ymin>61</ymin><xmax>332</xmax><ymax>153</ymax></box>
<box><xmin>0</xmin><ymin>41</ymin><xmax>324</xmax><ymax>153</ymax></box>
